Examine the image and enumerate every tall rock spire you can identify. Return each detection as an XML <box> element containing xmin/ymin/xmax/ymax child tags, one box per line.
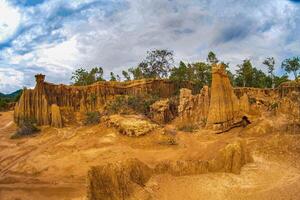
<box><xmin>206</xmin><ymin>63</ymin><xmax>238</xmax><ymax>130</ymax></box>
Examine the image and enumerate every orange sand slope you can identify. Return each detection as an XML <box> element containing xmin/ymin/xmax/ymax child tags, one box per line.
<box><xmin>1</xmin><ymin>111</ymin><xmax>300</xmax><ymax>200</ymax></box>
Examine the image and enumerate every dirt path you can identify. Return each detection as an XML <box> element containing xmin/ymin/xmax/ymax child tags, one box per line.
<box><xmin>0</xmin><ymin>115</ymin><xmax>86</xmax><ymax>200</ymax></box>
<box><xmin>0</xmin><ymin>121</ymin><xmax>13</xmax><ymax>131</ymax></box>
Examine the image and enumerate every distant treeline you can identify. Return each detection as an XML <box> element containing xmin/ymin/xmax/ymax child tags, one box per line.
<box><xmin>71</xmin><ymin>50</ymin><xmax>299</xmax><ymax>91</ymax></box>
<box><xmin>0</xmin><ymin>90</ymin><xmax>22</xmax><ymax>111</ymax></box>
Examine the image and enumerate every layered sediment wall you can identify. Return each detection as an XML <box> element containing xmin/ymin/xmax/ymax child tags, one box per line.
<box><xmin>14</xmin><ymin>72</ymin><xmax>300</xmax><ymax>128</ymax></box>
<box><xmin>14</xmin><ymin>74</ymin><xmax>194</xmax><ymax>126</ymax></box>
<box><xmin>206</xmin><ymin>63</ymin><xmax>238</xmax><ymax>130</ymax></box>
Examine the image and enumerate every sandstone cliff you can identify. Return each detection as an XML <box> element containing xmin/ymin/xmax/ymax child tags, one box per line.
<box><xmin>51</xmin><ymin>104</ymin><xmax>63</xmax><ymax>128</ymax></box>
<box><xmin>87</xmin><ymin>158</ymin><xmax>153</xmax><ymax>200</ymax></box>
<box><xmin>150</xmin><ymin>99</ymin><xmax>176</xmax><ymax>124</ymax></box>
<box><xmin>14</xmin><ymin>74</ymin><xmax>50</xmax><ymax>126</ymax></box>
<box><xmin>239</xmin><ymin>93</ymin><xmax>250</xmax><ymax>114</ymax></box>
<box><xmin>206</xmin><ymin>64</ymin><xmax>239</xmax><ymax>130</ymax></box>
<box><xmin>177</xmin><ymin>86</ymin><xmax>210</xmax><ymax>125</ymax></box>
<box><xmin>14</xmin><ymin>73</ymin><xmax>300</xmax><ymax>129</ymax></box>
<box><xmin>14</xmin><ymin>75</ymin><xmax>194</xmax><ymax>127</ymax></box>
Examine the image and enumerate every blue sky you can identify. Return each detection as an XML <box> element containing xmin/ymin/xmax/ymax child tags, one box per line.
<box><xmin>0</xmin><ymin>0</ymin><xmax>299</xmax><ymax>93</ymax></box>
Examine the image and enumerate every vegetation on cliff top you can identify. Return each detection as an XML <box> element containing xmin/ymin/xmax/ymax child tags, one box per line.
<box><xmin>70</xmin><ymin>49</ymin><xmax>298</xmax><ymax>90</ymax></box>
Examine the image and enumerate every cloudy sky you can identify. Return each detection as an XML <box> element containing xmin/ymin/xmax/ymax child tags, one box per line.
<box><xmin>0</xmin><ymin>0</ymin><xmax>299</xmax><ymax>93</ymax></box>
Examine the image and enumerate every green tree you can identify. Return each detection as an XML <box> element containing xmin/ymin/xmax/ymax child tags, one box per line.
<box><xmin>252</xmin><ymin>68</ymin><xmax>272</xmax><ymax>88</ymax></box>
<box><xmin>110</xmin><ymin>72</ymin><xmax>117</xmax><ymax>81</ymax></box>
<box><xmin>170</xmin><ymin>61</ymin><xmax>211</xmax><ymax>91</ymax></box>
<box><xmin>169</xmin><ymin>61</ymin><xmax>189</xmax><ymax>82</ymax></box>
<box><xmin>14</xmin><ymin>90</ymin><xmax>22</xmax><ymax>102</ymax></box>
<box><xmin>263</xmin><ymin>57</ymin><xmax>275</xmax><ymax>88</ymax></box>
<box><xmin>274</xmin><ymin>75</ymin><xmax>289</xmax><ymax>87</ymax></box>
<box><xmin>281</xmin><ymin>57</ymin><xmax>300</xmax><ymax>80</ymax></box>
<box><xmin>235</xmin><ymin>60</ymin><xmax>254</xmax><ymax>87</ymax></box>
<box><xmin>192</xmin><ymin>62</ymin><xmax>211</xmax><ymax>89</ymax></box>
<box><xmin>226</xmin><ymin>69</ymin><xmax>235</xmax><ymax>86</ymax></box>
<box><xmin>235</xmin><ymin>60</ymin><xmax>274</xmax><ymax>88</ymax></box>
<box><xmin>138</xmin><ymin>49</ymin><xmax>174</xmax><ymax>78</ymax></box>
<box><xmin>207</xmin><ymin>51</ymin><xmax>219</xmax><ymax>64</ymax></box>
<box><xmin>122</xmin><ymin>70</ymin><xmax>131</xmax><ymax>81</ymax></box>
<box><xmin>128</xmin><ymin>67</ymin><xmax>144</xmax><ymax>80</ymax></box>
<box><xmin>0</xmin><ymin>98</ymin><xmax>8</xmax><ymax>111</ymax></box>
<box><xmin>116</xmin><ymin>75</ymin><xmax>121</xmax><ymax>81</ymax></box>
<box><xmin>71</xmin><ymin>67</ymin><xmax>105</xmax><ymax>86</ymax></box>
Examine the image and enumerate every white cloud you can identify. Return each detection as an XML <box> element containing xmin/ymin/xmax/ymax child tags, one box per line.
<box><xmin>0</xmin><ymin>0</ymin><xmax>299</xmax><ymax>93</ymax></box>
<box><xmin>34</xmin><ymin>37</ymin><xmax>79</xmax><ymax>72</ymax></box>
<box><xmin>0</xmin><ymin>67</ymin><xmax>24</xmax><ymax>93</ymax></box>
<box><xmin>0</xmin><ymin>0</ymin><xmax>21</xmax><ymax>43</ymax></box>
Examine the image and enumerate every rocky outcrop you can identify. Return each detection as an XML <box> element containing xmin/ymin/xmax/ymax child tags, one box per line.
<box><xmin>154</xmin><ymin>160</ymin><xmax>209</xmax><ymax>176</ymax></box>
<box><xmin>50</xmin><ymin>104</ymin><xmax>63</xmax><ymax>128</ymax></box>
<box><xmin>206</xmin><ymin>64</ymin><xmax>239</xmax><ymax>130</ymax></box>
<box><xmin>239</xmin><ymin>93</ymin><xmax>250</xmax><ymax>114</ymax></box>
<box><xmin>14</xmin><ymin>73</ymin><xmax>300</xmax><ymax>129</ymax></box>
<box><xmin>103</xmin><ymin>115</ymin><xmax>158</xmax><ymax>136</ymax></box>
<box><xmin>14</xmin><ymin>74</ymin><xmax>50</xmax><ymax>126</ymax></box>
<box><xmin>233</xmin><ymin>82</ymin><xmax>300</xmax><ymax>115</ymax></box>
<box><xmin>277</xmin><ymin>81</ymin><xmax>300</xmax><ymax>98</ymax></box>
<box><xmin>155</xmin><ymin>139</ymin><xmax>252</xmax><ymax>176</ymax></box>
<box><xmin>87</xmin><ymin>140</ymin><xmax>252</xmax><ymax>199</ymax></box>
<box><xmin>209</xmin><ymin>140</ymin><xmax>253</xmax><ymax>174</ymax></box>
<box><xmin>278</xmin><ymin>91</ymin><xmax>300</xmax><ymax>133</ymax></box>
<box><xmin>150</xmin><ymin>99</ymin><xmax>176</xmax><ymax>124</ymax></box>
<box><xmin>14</xmin><ymin>75</ymin><xmax>194</xmax><ymax>127</ymax></box>
<box><xmin>234</xmin><ymin>87</ymin><xmax>276</xmax><ymax>99</ymax></box>
<box><xmin>87</xmin><ymin>158</ymin><xmax>153</xmax><ymax>200</ymax></box>
<box><xmin>279</xmin><ymin>91</ymin><xmax>300</xmax><ymax>114</ymax></box>
<box><xmin>177</xmin><ymin>86</ymin><xmax>210</xmax><ymax>125</ymax></box>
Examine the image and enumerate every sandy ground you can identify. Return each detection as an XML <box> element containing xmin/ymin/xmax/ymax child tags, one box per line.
<box><xmin>0</xmin><ymin>111</ymin><xmax>300</xmax><ymax>200</ymax></box>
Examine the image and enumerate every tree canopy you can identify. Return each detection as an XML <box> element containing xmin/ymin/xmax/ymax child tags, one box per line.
<box><xmin>71</xmin><ymin>67</ymin><xmax>105</xmax><ymax>86</ymax></box>
<box><xmin>137</xmin><ymin>49</ymin><xmax>174</xmax><ymax>79</ymax></box>
<box><xmin>170</xmin><ymin>61</ymin><xmax>211</xmax><ymax>91</ymax></box>
<box><xmin>207</xmin><ymin>51</ymin><xmax>219</xmax><ymax>64</ymax></box>
<box><xmin>69</xmin><ymin>49</ymin><xmax>294</xmax><ymax>89</ymax></box>
<box><xmin>263</xmin><ymin>57</ymin><xmax>275</xmax><ymax>88</ymax></box>
<box><xmin>281</xmin><ymin>57</ymin><xmax>300</xmax><ymax>80</ymax></box>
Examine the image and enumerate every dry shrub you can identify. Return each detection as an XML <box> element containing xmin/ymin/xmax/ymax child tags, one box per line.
<box><xmin>106</xmin><ymin>94</ymin><xmax>159</xmax><ymax>116</ymax></box>
<box><xmin>159</xmin><ymin>129</ymin><xmax>178</xmax><ymax>145</ymax></box>
<box><xmin>176</xmin><ymin>116</ymin><xmax>200</xmax><ymax>132</ymax></box>
<box><xmin>84</xmin><ymin>111</ymin><xmax>100</xmax><ymax>125</ymax></box>
<box><xmin>177</xmin><ymin>124</ymin><xmax>198</xmax><ymax>132</ymax></box>
<box><xmin>11</xmin><ymin>118</ymin><xmax>40</xmax><ymax>139</ymax></box>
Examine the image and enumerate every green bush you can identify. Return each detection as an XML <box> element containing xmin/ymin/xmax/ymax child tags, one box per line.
<box><xmin>0</xmin><ymin>98</ymin><xmax>8</xmax><ymax>111</ymax></box>
<box><xmin>128</xmin><ymin>95</ymin><xmax>159</xmax><ymax>115</ymax></box>
<box><xmin>84</xmin><ymin>111</ymin><xmax>100</xmax><ymax>125</ymax></box>
<box><xmin>106</xmin><ymin>94</ymin><xmax>159</xmax><ymax>116</ymax></box>
<box><xmin>106</xmin><ymin>96</ymin><xmax>128</xmax><ymax>114</ymax></box>
<box><xmin>11</xmin><ymin>118</ymin><xmax>40</xmax><ymax>139</ymax></box>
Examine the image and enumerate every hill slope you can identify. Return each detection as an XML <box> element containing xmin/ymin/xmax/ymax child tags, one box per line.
<box><xmin>0</xmin><ymin>89</ymin><xmax>22</xmax><ymax>99</ymax></box>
